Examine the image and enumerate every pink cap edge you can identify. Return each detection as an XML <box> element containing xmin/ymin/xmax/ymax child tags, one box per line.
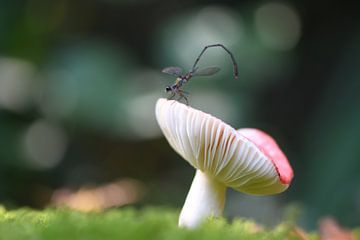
<box><xmin>237</xmin><ymin>128</ymin><xmax>294</xmax><ymax>185</ymax></box>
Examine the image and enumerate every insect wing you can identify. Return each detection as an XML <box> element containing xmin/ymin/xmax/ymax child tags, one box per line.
<box><xmin>162</xmin><ymin>66</ymin><xmax>183</xmax><ymax>77</ymax></box>
<box><xmin>192</xmin><ymin>66</ymin><xmax>220</xmax><ymax>76</ymax></box>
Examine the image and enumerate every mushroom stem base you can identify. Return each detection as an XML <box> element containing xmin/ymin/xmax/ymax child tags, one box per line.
<box><xmin>179</xmin><ymin>170</ymin><xmax>226</xmax><ymax>228</ymax></box>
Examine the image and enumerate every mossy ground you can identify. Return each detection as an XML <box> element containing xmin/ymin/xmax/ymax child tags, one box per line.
<box><xmin>0</xmin><ymin>206</ymin><xmax>358</xmax><ymax>240</ymax></box>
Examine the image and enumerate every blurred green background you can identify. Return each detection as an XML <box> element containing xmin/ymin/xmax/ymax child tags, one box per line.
<box><xmin>0</xmin><ymin>0</ymin><xmax>359</xmax><ymax>230</ymax></box>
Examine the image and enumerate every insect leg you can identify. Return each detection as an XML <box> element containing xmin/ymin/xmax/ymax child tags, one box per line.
<box><xmin>176</xmin><ymin>93</ymin><xmax>183</xmax><ymax>101</ymax></box>
<box><xmin>191</xmin><ymin>44</ymin><xmax>239</xmax><ymax>79</ymax></box>
<box><xmin>168</xmin><ymin>91</ymin><xmax>176</xmax><ymax>100</ymax></box>
<box><xmin>182</xmin><ymin>94</ymin><xmax>189</xmax><ymax>105</ymax></box>
<box><xmin>178</xmin><ymin>91</ymin><xmax>189</xmax><ymax>105</ymax></box>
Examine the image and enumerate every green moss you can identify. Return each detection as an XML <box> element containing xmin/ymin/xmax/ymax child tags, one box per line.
<box><xmin>0</xmin><ymin>206</ymin><xmax>353</xmax><ymax>240</ymax></box>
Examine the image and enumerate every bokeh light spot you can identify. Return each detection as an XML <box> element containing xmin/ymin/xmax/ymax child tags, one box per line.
<box><xmin>156</xmin><ymin>5</ymin><xmax>243</xmax><ymax>69</ymax></box>
<box><xmin>23</xmin><ymin>120</ymin><xmax>68</xmax><ymax>169</ymax></box>
<box><xmin>0</xmin><ymin>58</ymin><xmax>35</xmax><ymax>112</ymax></box>
<box><xmin>124</xmin><ymin>92</ymin><xmax>162</xmax><ymax>139</ymax></box>
<box><xmin>51</xmin><ymin>178</ymin><xmax>145</xmax><ymax>212</ymax></box>
<box><xmin>255</xmin><ymin>2</ymin><xmax>301</xmax><ymax>51</ymax></box>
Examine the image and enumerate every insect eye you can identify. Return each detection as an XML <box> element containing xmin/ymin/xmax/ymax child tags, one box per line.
<box><xmin>165</xmin><ymin>86</ymin><xmax>171</xmax><ymax>92</ymax></box>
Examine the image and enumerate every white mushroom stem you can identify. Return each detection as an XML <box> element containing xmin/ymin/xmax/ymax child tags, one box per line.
<box><xmin>179</xmin><ymin>170</ymin><xmax>226</xmax><ymax>228</ymax></box>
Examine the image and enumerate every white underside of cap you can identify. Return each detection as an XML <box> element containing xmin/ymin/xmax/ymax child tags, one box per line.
<box><xmin>156</xmin><ymin>98</ymin><xmax>288</xmax><ymax>195</ymax></box>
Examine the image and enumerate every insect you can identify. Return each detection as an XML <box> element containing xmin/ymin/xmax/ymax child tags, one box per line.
<box><xmin>162</xmin><ymin>43</ymin><xmax>239</xmax><ymax>105</ymax></box>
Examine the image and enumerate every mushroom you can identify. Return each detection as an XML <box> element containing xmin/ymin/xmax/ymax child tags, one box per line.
<box><xmin>155</xmin><ymin>98</ymin><xmax>294</xmax><ymax>228</ymax></box>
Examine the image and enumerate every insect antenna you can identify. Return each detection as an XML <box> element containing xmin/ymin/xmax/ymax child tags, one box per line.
<box><xmin>191</xmin><ymin>44</ymin><xmax>238</xmax><ymax>79</ymax></box>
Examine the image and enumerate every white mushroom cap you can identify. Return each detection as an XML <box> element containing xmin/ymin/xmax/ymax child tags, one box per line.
<box><xmin>156</xmin><ymin>98</ymin><xmax>293</xmax><ymax>194</ymax></box>
<box><xmin>155</xmin><ymin>98</ymin><xmax>293</xmax><ymax>227</ymax></box>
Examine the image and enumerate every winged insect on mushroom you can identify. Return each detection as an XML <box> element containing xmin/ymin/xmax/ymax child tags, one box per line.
<box><xmin>161</xmin><ymin>44</ymin><xmax>239</xmax><ymax>105</ymax></box>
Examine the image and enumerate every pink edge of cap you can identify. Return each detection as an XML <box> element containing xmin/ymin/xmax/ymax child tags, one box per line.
<box><xmin>237</xmin><ymin>128</ymin><xmax>294</xmax><ymax>185</ymax></box>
